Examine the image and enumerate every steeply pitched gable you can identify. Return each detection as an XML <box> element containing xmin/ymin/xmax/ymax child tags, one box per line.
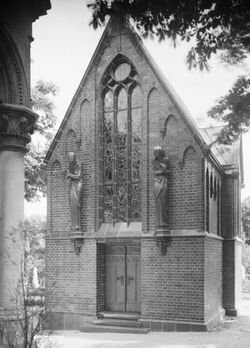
<box><xmin>45</xmin><ymin>15</ymin><xmax>241</xmax><ymax>176</ymax></box>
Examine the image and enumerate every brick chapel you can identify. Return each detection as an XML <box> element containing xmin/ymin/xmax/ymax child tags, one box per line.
<box><xmin>45</xmin><ymin>16</ymin><xmax>244</xmax><ymax>331</ymax></box>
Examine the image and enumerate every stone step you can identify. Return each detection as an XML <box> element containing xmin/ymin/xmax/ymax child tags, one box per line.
<box><xmin>99</xmin><ymin>311</ymin><xmax>140</xmax><ymax>321</ymax></box>
<box><xmin>80</xmin><ymin>323</ymin><xmax>149</xmax><ymax>334</ymax></box>
<box><xmin>92</xmin><ymin>318</ymin><xmax>142</xmax><ymax>328</ymax></box>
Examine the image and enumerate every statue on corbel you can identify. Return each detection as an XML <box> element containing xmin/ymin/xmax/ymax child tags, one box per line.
<box><xmin>153</xmin><ymin>146</ymin><xmax>170</xmax><ymax>233</ymax></box>
<box><xmin>153</xmin><ymin>146</ymin><xmax>172</xmax><ymax>255</ymax></box>
<box><xmin>66</xmin><ymin>152</ymin><xmax>83</xmax><ymax>231</ymax></box>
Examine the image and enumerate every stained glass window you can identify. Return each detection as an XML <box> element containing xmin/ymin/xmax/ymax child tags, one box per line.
<box><xmin>102</xmin><ymin>60</ymin><xmax>142</xmax><ymax>223</ymax></box>
<box><xmin>117</xmin><ymin>88</ymin><xmax>127</xmax><ymax>110</ymax></box>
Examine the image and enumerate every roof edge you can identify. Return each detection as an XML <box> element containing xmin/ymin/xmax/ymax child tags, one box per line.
<box><xmin>44</xmin><ymin>18</ymin><xmax>112</xmax><ymax>163</ymax></box>
<box><xmin>45</xmin><ymin>15</ymin><xmax>218</xmax><ymax>164</ymax></box>
<box><xmin>124</xmin><ymin>20</ymin><xmax>209</xmax><ymax>154</ymax></box>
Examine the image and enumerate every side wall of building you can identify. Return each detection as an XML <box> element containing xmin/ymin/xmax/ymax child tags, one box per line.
<box><xmin>204</xmin><ymin>236</ymin><xmax>223</xmax><ymax>324</ymax></box>
<box><xmin>221</xmin><ymin>175</ymin><xmax>243</xmax><ymax>316</ymax></box>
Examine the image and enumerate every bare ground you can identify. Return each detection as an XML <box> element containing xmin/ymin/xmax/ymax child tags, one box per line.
<box><xmin>38</xmin><ymin>296</ymin><xmax>250</xmax><ymax>348</ymax></box>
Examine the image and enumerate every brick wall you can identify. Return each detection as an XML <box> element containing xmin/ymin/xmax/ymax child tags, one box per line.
<box><xmin>45</xmin><ymin>239</ymin><xmax>97</xmax><ymax>317</ymax></box>
<box><xmin>141</xmin><ymin>237</ymin><xmax>204</xmax><ymax>322</ymax></box>
<box><xmin>221</xmin><ymin>176</ymin><xmax>234</xmax><ymax>239</ymax></box>
<box><xmin>96</xmin><ymin>243</ymin><xmax>106</xmax><ymax>313</ymax></box>
<box><xmin>223</xmin><ymin>239</ymin><xmax>243</xmax><ymax>316</ymax></box>
<box><xmin>204</xmin><ymin>236</ymin><xmax>223</xmax><ymax>322</ymax></box>
<box><xmin>221</xmin><ymin>174</ymin><xmax>242</xmax><ymax>316</ymax></box>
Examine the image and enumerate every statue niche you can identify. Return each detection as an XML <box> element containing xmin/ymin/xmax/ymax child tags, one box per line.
<box><xmin>153</xmin><ymin>146</ymin><xmax>170</xmax><ymax>232</ymax></box>
<box><xmin>66</xmin><ymin>152</ymin><xmax>83</xmax><ymax>231</ymax></box>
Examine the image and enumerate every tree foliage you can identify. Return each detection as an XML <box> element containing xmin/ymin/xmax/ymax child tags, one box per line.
<box><xmin>88</xmin><ymin>0</ymin><xmax>250</xmax><ymax>70</ymax></box>
<box><xmin>242</xmin><ymin>197</ymin><xmax>250</xmax><ymax>245</ymax></box>
<box><xmin>208</xmin><ymin>76</ymin><xmax>250</xmax><ymax>144</ymax></box>
<box><xmin>0</xmin><ymin>218</ymin><xmax>46</xmax><ymax>348</ymax></box>
<box><xmin>88</xmin><ymin>0</ymin><xmax>250</xmax><ymax>143</ymax></box>
<box><xmin>23</xmin><ymin>217</ymin><xmax>46</xmax><ymax>288</ymax></box>
<box><xmin>25</xmin><ymin>80</ymin><xmax>58</xmax><ymax>202</ymax></box>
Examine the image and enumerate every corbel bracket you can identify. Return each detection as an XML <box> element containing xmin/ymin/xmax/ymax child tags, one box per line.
<box><xmin>72</xmin><ymin>239</ymin><xmax>84</xmax><ymax>255</ymax></box>
<box><xmin>155</xmin><ymin>234</ymin><xmax>172</xmax><ymax>256</ymax></box>
<box><xmin>70</xmin><ymin>232</ymin><xmax>84</xmax><ymax>255</ymax></box>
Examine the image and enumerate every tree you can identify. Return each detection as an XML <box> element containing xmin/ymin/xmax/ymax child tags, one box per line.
<box><xmin>23</xmin><ymin>217</ymin><xmax>46</xmax><ymax>289</ymax></box>
<box><xmin>0</xmin><ymin>219</ymin><xmax>46</xmax><ymax>348</ymax></box>
<box><xmin>208</xmin><ymin>76</ymin><xmax>250</xmax><ymax>144</ymax></box>
<box><xmin>25</xmin><ymin>80</ymin><xmax>58</xmax><ymax>202</ymax></box>
<box><xmin>88</xmin><ymin>0</ymin><xmax>250</xmax><ymax>143</ymax></box>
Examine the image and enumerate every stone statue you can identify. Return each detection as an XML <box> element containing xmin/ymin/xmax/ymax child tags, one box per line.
<box><xmin>153</xmin><ymin>146</ymin><xmax>170</xmax><ymax>229</ymax></box>
<box><xmin>66</xmin><ymin>152</ymin><xmax>83</xmax><ymax>230</ymax></box>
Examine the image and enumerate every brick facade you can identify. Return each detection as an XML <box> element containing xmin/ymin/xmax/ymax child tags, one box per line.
<box><xmin>45</xmin><ymin>17</ymin><xmax>243</xmax><ymax>331</ymax></box>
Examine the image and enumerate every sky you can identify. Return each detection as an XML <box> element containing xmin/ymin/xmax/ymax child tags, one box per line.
<box><xmin>25</xmin><ymin>0</ymin><xmax>250</xmax><ymax>217</ymax></box>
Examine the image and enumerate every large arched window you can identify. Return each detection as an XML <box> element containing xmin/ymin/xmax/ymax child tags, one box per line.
<box><xmin>102</xmin><ymin>58</ymin><xmax>142</xmax><ymax>223</ymax></box>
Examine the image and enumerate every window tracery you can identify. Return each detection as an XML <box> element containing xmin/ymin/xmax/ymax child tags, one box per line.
<box><xmin>102</xmin><ymin>58</ymin><xmax>142</xmax><ymax>223</ymax></box>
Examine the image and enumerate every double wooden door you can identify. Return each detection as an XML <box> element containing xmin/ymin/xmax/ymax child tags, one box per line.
<box><xmin>106</xmin><ymin>244</ymin><xmax>141</xmax><ymax>313</ymax></box>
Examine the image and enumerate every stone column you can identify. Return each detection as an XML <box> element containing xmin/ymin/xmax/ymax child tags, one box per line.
<box><xmin>0</xmin><ymin>103</ymin><xmax>38</xmax><ymax>316</ymax></box>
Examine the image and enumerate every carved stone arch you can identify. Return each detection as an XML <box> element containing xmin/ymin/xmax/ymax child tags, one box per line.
<box><xmin>51</xmin><ymin>159</ymin><xmax>62</xmax><ymax>175</ymax></box>
<box><xmin>80</xmin><ymin>98</ymin><xmax>91</xmax><ymax>117</ymax></box>
<box><xmin>210</xmin><ymin>171</ymin><xmax>214</xmax><ymax>198</ymax></box>
<box><xmin>163</xmin><ymin>114</ymin><xmax>178</xmax><ymax>155</ymax></box>
<box><xmin>182</xmin><ymin>146</ymin><xmax>197</xmax><ymax>167</ymax></box>
<box><xmin>180</xmin><ymin>145</ymin><xmax>198</xmax><ymax>229</ymax></box>
<box><xmin>214</xmin><ymin>176</ymin><xmax>217</xmax><ymax>200</ymax></box>
<box><xmin>147</xmin><ymin>87</ymin><xmax>159</xmax><ymax>139</ymax></box>
<box><xmin>66</xmin><ymin>128</ymin><xmax>77</xmax><ymax>153</ymax></box>
<box><xmin>0</xmin><ymin>24</ymin><xmax>29</xmax><ymax>105</ymax></box>
<box><xmin>80</xmin><ymin>98</ymin><xmax>91</xmax><ymax>149</ymax></box>
<box><xmin>147</xmin><ymin>87</ymin><xmax>158</xmax><ymax>98</ymax></box>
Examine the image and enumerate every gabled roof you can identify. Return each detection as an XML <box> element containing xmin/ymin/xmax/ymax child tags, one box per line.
<box><xmin>45</xmin><ymin>15</ymin><xmax>242</xmax><ymax>179</ymax></box>
<box><xmin>199</xmin><ymin>126</ymin><xmax>244</xmax><ymax>182</ymax></box>
<box><xmin>45</xmin><ymin>16</ymin><xmax>208</xmax><ymax>163</ymax></box>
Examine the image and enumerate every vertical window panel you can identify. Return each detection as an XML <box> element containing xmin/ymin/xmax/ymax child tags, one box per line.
<box><xmin>117</xmin><ymin>183</ymin><xmax>128</xmax><ymax>222</ymax></box>
<box><xmin>104</xmin><ymin>112</ymin><xmax>113</xmax><ymax>145</ymax></box>
<box><xmin>132</xmin><ymin>108</ymin><xmax>142</xmax><ymax>144</ymax></box>
<box><xmin>104</xmin><ymin>90</ymin><xmax>113</xmax><ymax>111</ymax></box>
<box><xmin>131</xmin><ymin>183</ymin><xmax>142</xmax><ymax>221</ymax></box>
<box><xmin>132</xmin><ymin>146</ymin><xmax>141</xmax><ymax>182</ymax></box>
<box><xmin>131</xmin><ymin>85</ymin><xmax>142</xmax><ymax>108</ymax></box>
<box><xmin>117</xmin><ymin>88</ymin><xmax>127</xmax><ymax>110</ymax></box>
<box><xmin>117</xmin><ymin>147</ymin><xmax>128</xmax><ymax>182</ymax></box>
<box><xmin>117</xmin><ymin>110</ymin><xmax>128</xmax><ymax>147</ymax></box>
<box><xmin>104</xmin><ymin>185</ymin><xmax>113</xmax><ymax>223</ymax></box>
<box><xmin>104</xmin><ymin>148</ymin><xmax>113</xmax><ymax>185</ymax></box>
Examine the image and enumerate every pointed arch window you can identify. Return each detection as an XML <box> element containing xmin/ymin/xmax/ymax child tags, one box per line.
<box><xmin>102</xmin><ymin>58</ymin><xmax>142</xmax><ymax>223</ymax></box>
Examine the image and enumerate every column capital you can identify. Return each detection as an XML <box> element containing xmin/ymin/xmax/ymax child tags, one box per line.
<box><xmin>0</xmin><ymin>103</ymin><xmax>38</xmax><ymax>153</ymax></box>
